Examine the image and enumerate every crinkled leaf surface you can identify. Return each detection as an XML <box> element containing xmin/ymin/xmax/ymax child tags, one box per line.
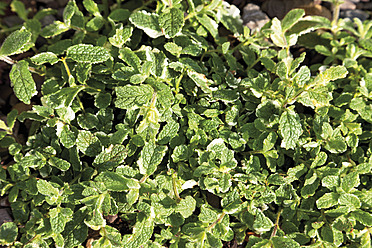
<box><xmin>96</xmin><ymin>171</ymin><xmax>139</xmax><ymax>191</ymax></box>
<box><xmin>159</xmin><ymin>7</ymin><xmax>184</xmax><ymax>38</ymax></box>
<box><xmin>129</xmin><ymin>10</ymin><xmax>162</xmax><ymax>38</ymax></box>
<box><xmin>279</xmin><ymin>108</ymin><xmax>303</xmax><ymax>149</ymax></box>
<box><xmin>66</xmin><ymin>44</ymin><xmax>111</xmax><ymax>63</ymax></box>
<box><xmin>123</xmin><ymin>214</ymin><xmax>154</xmax><ymax>248</ymax></box>
<box><xmin>0</xmin><ymin>27</ymin><xmax>32</xmax><ymax>56</ymax></box>
<box><xmin>9</xmin><ymin>60</ymin><xmax>37</xmax><ymax>104</ymax></box>
<box><xmin>138</xmin><ymin>141</ymin><xmax>167</xmax><ymax>176</ymax></box>
<box><xmin>76</xmin><ymin>130</ymin><xmax>102</xmax><ymax>157</ymax></box>
<box><xmin>114</xmin><ymin>84</ymin><xmax>154</xmax><ymax>110</ymax></box>
<box><xmin>0</xmin><ymin>222</ymin><xmax>18</xmax><ymax>245</ymax></box>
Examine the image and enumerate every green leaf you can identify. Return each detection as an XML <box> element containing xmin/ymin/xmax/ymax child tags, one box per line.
<box><xmin>159</xmin><ymin>7</ymin><xmax>184</xmax><ymax>38</ymax></box>
<box><xmin>338</xmin><ymin>193</ymin><xmax>361</xmax><ymax>209</ymax></box>
<box><xmin>187</xmin><ymin>70</ymin><xmax>212</xmax><ymax>94</ymax></box>
<box><xmin>351</xmin><ymin>209</ymin><xmax>372</xmax><ymax>226</ymax></box>
<box><xmin>172</xmin><ymin>145</ymin><xmax>191</xmax><ymax>163</ymax></box>
<box><xmin>0</xmin><ymin>27</ymin><xmax>33</xmax><ymax>56</ymax></box>
<box><xmin>272</xmin><ymin>236</ymin><xmax>301</xmax><ymax>248</ymax></box>
<box><xmin>311</xmin><ymin>152</ymin><xmax>327</xmax><ymax>168</ymax></box>
<box><xmin>76</xmin><ymin>130</ymin><xmax>102</xmax><ymax>157</ymax></box>
<box><xmin>86</xmin><ymin>16</ymin><xmax>105</xmax><ymax>32</ymax></box>
<box><xmin>109</xmin><ymin>26</ymin><xmax>133</xmax><ymax>48</ymax></box>
<box><xmin>199</xmin><ymin>204</ymin><xmax>219</xmax><ymax>223</ymax></box>
<box><xmin>83</xmin><ymin>0</ymin><xmax>101</xmax><ymax>17</ymax></box>
<box><xmin>0</xmin><ymin>222</ymin><xmax>18</xmax><ymax>245</ymax></box>
<box><xmin>119</xmin><ymin>47</ymin><xmax>141</xmax><ymax>71</ymax></box>
<box><xmin>196</xmin><ymin>14</ymin><xmax>218</xmax><ymax>38</ymax></box>
<box><xmin>279</xmin><ymin>108</ymin><xmax>303</xmax><ymax>149</ymax></box>
<box><xmin>50</xmin><ymin>207</ymin><xmax>73</xmax><ymax>233</ymax></box>
<box><xmin>221</xmin><ymin>191</ymin><xmax>241</xmax><ymax>214</ymax></box>
<box><xmin>10</xmin><ymin>0</ymin><xmax>28</xmax><ymax>21</ymax></box>
<box><xmin>157</xmin><ymin>120</ymin><xmax>179</xmax><ymax>145</ymax></box>
<box><xmin>322</xmin><ymin>175</ymin><xmax>339</xmax><ymax>190</ymax></box>
<box><xmin>325</xmin><ymin>136</ymin><xmax>347</xmax><ymax>154</ymax></box>
<box><xmin>164</xmin><ymin>42</ymin><xmax>182</xmax><ymax>56</ymax></box>
<box><xmin>63</xmin><ymin>0</ymin><xmax>77</xmax><ymax>25</ymax></box>
<box><xmin>359</xmin><ymin>38</ymin><xmax>372</xmax><ymax>52</ymax></box>
<box><xmin>312</xmin><ymin>66</ymin><xmax>348</xmax><ymax>86</ymax></box>
<box><xmin>63</xmin><ymin>207</ymin><xmax>89</xmax><ymax>247</ymax></box>
<box><xmin>49</xmin><ymin>157</ymin><xmax>71</xmax><ymax>171</ymax></box>
<box><xmin>316</xmin><ymin>192</ymin><xmax>339</xmax><ymax>209</ymax></box>
<box><xmin>96</xmin><ymin>171</ymin><xmax>140</xmax><ymax>191</ymax></box>
<box><xmin>31</xmin><ymin>52</ymin><xmax>59</xmax><ymax>65</ymax></box>
<box><xmin>341</xmin><ymin>172</ymin><xmax>360</xmax><ymax>193</ymax></box>
<box><xmin>114</xmin><ymin>84</ymin><xmax>154</xmax><ymax>110</ymax></box>
<box><xmin>47</xmin><ymin>87</ymin><xmax>84</xmax><ymax>109</ymax></box>
<box><xmin>220</xmin><ymin>3</ymin><xmax>242</xmax><ymax>36</ymax></box>
<box><xmin>0</xmin><ymin>120</ymin><xmax>10</xmax><ymax>134</ymax></box>
<box><xmin>123</xmin><ymin>214</ymin><xmax>154</xmax><ymax>248</ymax></box>
<box><xmin>281</xmin><ymin>9</ymin><xmax>305</xmax><ymax>31</ymax></box>
<box><xmin>206</xmin><ymin>232</ymin><xmax>223</xmax><ymax>248</ymax></box>
<box><xmin>93</xmin><ymin>145</ymin><xmax>127</xmax><ymax>170</ymax></box>
<box><xmin>41</xmin><ymin>21</ymin><xmax>70</xmax><ymax>38</ymax></box>
<box><xmin>20</xmin><ymin>150</ymin><xmax>46</xmax><ymax>168</ymax></box>
<box><xmin>9</xmin><ymin>60</ymin><xmax>37</xmax><ymax>104</ymax></box>
<box><xmin>288</xmin><ymin>16</ymin><xmax>331</xmax><ymax>36</ymax></box>
<box><xmin>138</xmin><ymin>141</ymin><xmax>167</xmax><ymax>176</ymax></box>
<box><xmin>222</xmin><ymin>42</ymin><xmax>230</xmax><ymax>54</ymax></box>
<box><xmin>270</xmin><ymin>18</ymin><xmax>286</xmax><ymax>47</ymax></box>
<box><xmin>108</xmin><ymin>9</ymin><xmax>130</xmax><ymax>22</ymax></box>
<box><xmin>37</xmin><ymin>179</ymin><xmax>59</xmax><ymax>197</ymax></box>
<box><xmin>84</xmin><ymin>194</ymin><xmax>106</xmax><ymax>231</ymax></box>
<box><xmin>129</xmin><ymin>10</ymin><xmax>162</xmax><ymax>38</ymax></box>
<box><xmin>95</xmin><ymin>92</ymin><xmax>111</xmax><ymax>109</ymax></box>
<box><xmin>213</xmin><ymin>89</ymin><xmax>239</xmax><ymax>102</ymax></box>
<box><xmin>301</xmin><ymin>172</ymin><xmax>320</xmax><ymax>198</ymax></box>
<box><xmin>176</xmin><ymin>196</ymin><xmax>196</xmax><ymax>218</ymax></box>
<box><xmin>66</xmin><ymin>44</ymin><xmax>111</xmax><ymax>64</ymax></box>
<box><xmin>253</xmin><ymin>209</ymin><xmax>274</xmax><ymax>232</ymax></box>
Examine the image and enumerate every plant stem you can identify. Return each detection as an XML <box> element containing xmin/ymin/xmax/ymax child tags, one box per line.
<box><xmin>0</xmin><ymin>56</ymin><xmax>44</xmax><ymax>75</ymax></box>
<box><xmin>270</xmin><ymin>208</ymin><xmax>282</xmax><ymax>238</ymax></box>
<box><xmin>102</xmin><ymin>0</ymin><xmax>109</xmax><ymax>18</ymax></box>
<box><xmin>140</xmin><ymin>175</ymin><xmax>148</xmax><ymax>183</ymax></box>
<box><xmin>331</xmin><ymin>1</ymin><xmax>341</xmax><ymax>34</ymax></box>
<box><xmin>61</xmin><ymin>58</ymin><xmax>72</xmax><ymax>78</ymax></box>
<box><xmin>0</xmin><ymin>24</ymin><xmax>22</xmax><ymax>33</ymax></box>
<box><xmin>208</xmin><ymin>212</ymin><xmax>226</xmax><ymax>231</ymax></box>
<box><xmin>175</xmin><ymin>69</ymin><xmax>185</xmax><ymax>94</ymax></box>
<box><xmin>172</xmin><ymin>172</ymin><xmax>182</xmax><ymax>202</ymax></box>
<box><xmin>0</xmin><ymin>56</ymin><xmax>16</xmax><ymax>65</ymax></box>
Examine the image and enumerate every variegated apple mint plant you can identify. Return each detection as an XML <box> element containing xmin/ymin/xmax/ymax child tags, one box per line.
<box><xmin>0</xmin><ymin>0</ymin><xmax>371</xmax><ymax>247</ymax></box>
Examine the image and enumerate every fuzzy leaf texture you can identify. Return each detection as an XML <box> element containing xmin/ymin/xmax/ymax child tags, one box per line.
<box><xmin>9</xmin><ymin>60</ymin><xmax>37</xmax><ymax>104</ymax></box>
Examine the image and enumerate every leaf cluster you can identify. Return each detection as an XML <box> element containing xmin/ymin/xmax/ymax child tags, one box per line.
<box><xmin>0</xmin><ymin>0</ymin><xmax>371</xmax><ymax>247</ymax></box>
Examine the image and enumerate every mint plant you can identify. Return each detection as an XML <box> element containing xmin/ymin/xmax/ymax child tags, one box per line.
<box><xmin>0</xmin><ymin>0</ymin><xmax>371</xmax><ymax>247</ymax></box>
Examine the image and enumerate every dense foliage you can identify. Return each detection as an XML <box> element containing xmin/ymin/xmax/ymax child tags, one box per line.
<box><xmin>0</xmin><ymin>0</ymin><xmax>371</xmax><ymax>247</ymax></box>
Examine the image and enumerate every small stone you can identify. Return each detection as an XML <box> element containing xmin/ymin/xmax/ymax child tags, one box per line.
<box><xmin>0</xmin><ymin>208</ymin><xmax>13</xmax><ymax>226</ymax></box>
<box><xmin>340</xmin><ymin>0</ymin><xmax>357</xmax><ymax>10</ymax></box>
<box><xmin>303</xmin><ymin>4</ymin><xmax>332</xmax><ymax>20</ymax></box>
<box><xmin>262</xmin><ymin>0</ymin><xmax>314</xmax><ymax>19</ymax></box>
<box><xmin>36</xmin><ymin>0</ymin><xmax>54</xmax><ymax>3</ymax></box>
<box><xmin>242</xmin><ymin>3</ymin><xmax>270</xmax><ymax>31</ymax></box>
<box><xmin>0</xmin><ymin>197</ymin><xmax>10</xmax><ymax>207</ymax></box>
<box><xmin>3</xmin><ymin>16</ymin><xmax>24</xmax><ymax>28</ymax></box>
<box><xmin>356</xmin><ymin>2</ymin><xmax>372</xmax><ymax>10</ymax></box>
<box><xmin>340</xmin><ymin>9</ymin><xmax>369</xmax><ymax>21</ymax></box>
